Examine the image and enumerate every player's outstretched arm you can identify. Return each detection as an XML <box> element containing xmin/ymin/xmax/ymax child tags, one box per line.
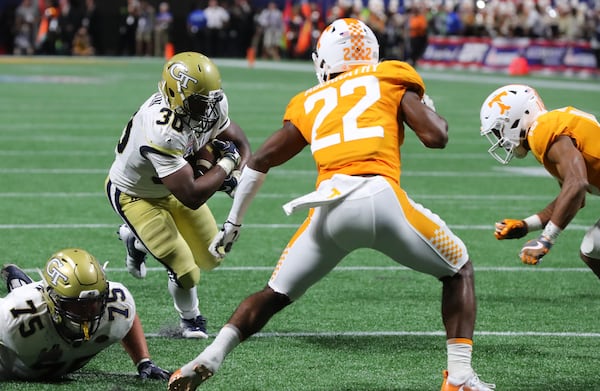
<box><xmin>209</xmin><ymin>121</ymin><xmax>307</xmax><ymax>258</ymax></box>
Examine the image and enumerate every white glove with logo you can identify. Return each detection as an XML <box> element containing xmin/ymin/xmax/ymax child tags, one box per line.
<box><xmin>209</xmin><ymin>221</ymin><xmax>242</xmax><ymax>258</ymax></box>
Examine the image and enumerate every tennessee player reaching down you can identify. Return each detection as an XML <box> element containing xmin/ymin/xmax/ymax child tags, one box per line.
<box><xmin>168</xmin><ymin>18</ymin><xmax>494</xmax><ymax>391</ymax></box>
<box><xmin>481</xmin><ymin>84</ymin><xmax>600</xmax><ymax>273</ymax></box>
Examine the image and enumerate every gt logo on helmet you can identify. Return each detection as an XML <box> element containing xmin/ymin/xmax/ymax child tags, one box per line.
<box><xmin>169</xmin><ymin>63</ymin><xmax>198</xmax><ymax>89</ymax></box>
<box><xmin>46</xmin><ymin>258</ymin><xmax>68</xmax><ymax>286</ymax></box>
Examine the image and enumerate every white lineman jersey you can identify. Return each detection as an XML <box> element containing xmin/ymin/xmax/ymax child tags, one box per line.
<box><xmin>108</xmin><ymin>91</ymin><xmax>231</xmax><ymax>199</ymax></box>
<box><xmin>0</xmin><ymin>281</ymin><xmax>135</xmax><ymax>380</ymax></box>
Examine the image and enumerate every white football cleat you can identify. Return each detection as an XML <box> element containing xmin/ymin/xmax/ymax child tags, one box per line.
<box><xmin>117</xmin><ymin>224</ymin><xmax>147</xmax><ymax>279</ymax></box>
<box><xmin>180</xmin><ymin>315</ymin><xmax>208</xmax><ymax>339</ymax></box>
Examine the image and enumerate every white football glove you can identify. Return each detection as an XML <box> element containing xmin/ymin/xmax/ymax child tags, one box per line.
<box><xmin>209</xmin><ymin>221</ymin><xmax>242</xmax><ymax>259</ymax></box>
<box><xmin>421</xmin><ymin>94</ymin><xmax>436</xmax><ymax>112</ymax></box>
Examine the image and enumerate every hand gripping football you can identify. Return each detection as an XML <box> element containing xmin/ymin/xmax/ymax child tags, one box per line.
<box><xmin>187</xmin><ymin>143</ymin><xmax>220</xmax><ymax>177</ymax></box>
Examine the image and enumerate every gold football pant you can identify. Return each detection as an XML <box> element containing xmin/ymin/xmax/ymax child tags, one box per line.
<box><xmin>106</xmin><ymin>178</ymin><xmax>220</xmax><ymax>289</ymax></box>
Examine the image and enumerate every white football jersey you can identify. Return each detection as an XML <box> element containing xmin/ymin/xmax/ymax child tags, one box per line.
<box><xmin>0</xmin><ymin>281</ymin><xmax>135</xmax><ymax>380</ymax></box>
<box><xmin>108</xmin><ymin>91</ymin><xmax>231</xmax><ymax>198</ymax></box>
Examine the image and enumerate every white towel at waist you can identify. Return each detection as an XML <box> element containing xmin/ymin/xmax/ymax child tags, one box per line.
<box><xmin>282</xmin><ymin>174</ymin><xmax>368</xmax><ymax>216</ymax></box>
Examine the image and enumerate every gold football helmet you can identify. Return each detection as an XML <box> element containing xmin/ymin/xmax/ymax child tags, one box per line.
<box><xmin>159</xmin><ymin>51</ymin><xmax>223</xmax><ymax>133</ymax></box>
<box><xmin>42</xmin><ymin>248</ymin><xmax>108</xmax><ymax>342</ymax></box>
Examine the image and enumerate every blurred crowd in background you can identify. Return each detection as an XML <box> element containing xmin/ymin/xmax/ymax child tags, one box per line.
<box><xmin>1</xmin><ymin>0</ymin><xmax>599</xmax><ymax>66</ymax></box>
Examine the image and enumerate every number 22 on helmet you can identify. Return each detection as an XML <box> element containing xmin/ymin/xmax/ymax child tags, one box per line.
<box><xmin>312</xmin><ymin>18</ymin><xmax>379</xmax><ymax>84</ymax></box>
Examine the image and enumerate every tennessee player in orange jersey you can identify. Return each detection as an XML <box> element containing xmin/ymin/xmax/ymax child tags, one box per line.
<box><xmin>481</xmin><ymin>84</ymin><xmax>600</xmax><ymax>273</ymax></box>
<box><xmin>168</xmin><ymin>18</ymin><xmax>494</xmax><ymax>391</ymax></box>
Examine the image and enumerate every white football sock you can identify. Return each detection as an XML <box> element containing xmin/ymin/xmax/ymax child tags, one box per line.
<box><xmin>447</xmin><ymin>338</ymin><xmax>473</xmax><ymax>383</ymax></box>
<box><xmin>168</xmin><ymin>278</ymin><xmax>200</xmax><ymax>320</ymax></box>
<box><xmin>183</xmin><ymin>324</ymin><xmax>241</xmax><ymax>375</ymax></box>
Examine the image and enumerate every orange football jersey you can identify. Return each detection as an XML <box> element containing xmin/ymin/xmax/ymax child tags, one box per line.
<box><xmin>528</xmin><ymin>106</ymin><xmax>600</xmax><ymax>193</ymax></box>
<box><xmin>283</xmin><ymin>60</ymin><xmax>425</xmax><ymax>187</ymax></box>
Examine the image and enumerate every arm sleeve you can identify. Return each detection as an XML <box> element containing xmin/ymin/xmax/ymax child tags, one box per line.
<box><xmin>226</xmin><ymin>167</ymin><xmax>267</xmax><ymax>225</ymax></box>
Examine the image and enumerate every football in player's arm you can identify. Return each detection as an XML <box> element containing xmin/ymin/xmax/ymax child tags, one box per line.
<box><xmin>106</xmin><ymin>51</ymin><xmax>251</xmax><ymax>339</ymax></box>
<box><xmin>0</xmin><ymin>249</ymin><xmax>170</xmax><ymax>380</ymax></box>
<box><xmin>480</xmin><ymin>84</ymin><xmax>600</xmax><ymax>275</ymax></box>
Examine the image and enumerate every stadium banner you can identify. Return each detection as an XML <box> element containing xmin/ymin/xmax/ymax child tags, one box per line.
<box><xmin>421</xmin><ymin>36</ymin><xmax>597</xmax><ymax>76</ymax></box>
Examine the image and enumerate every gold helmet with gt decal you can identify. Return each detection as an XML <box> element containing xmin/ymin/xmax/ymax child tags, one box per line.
<box><xmin>159</xmin><ymin>51</ymin><xmax>223</xmax><ymax>132</ymax></box>
<box><xmin>42</xmin><ymin>248</ymin><xmax>108</xmax><ymax>342</ymax></box>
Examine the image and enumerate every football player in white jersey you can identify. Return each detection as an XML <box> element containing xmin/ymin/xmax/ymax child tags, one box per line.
<box><xmin>105</xmin><ymin>52</ymin><xmax>251</xmax><ymax>338</ymax></box>
<box><xmin>0</xmin><ymin>248</ymin><xmax>170</xmax><ymax>380</ymax></box>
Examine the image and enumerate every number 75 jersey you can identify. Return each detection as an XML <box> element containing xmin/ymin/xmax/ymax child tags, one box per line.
<box><xmin>0</xmin><ymin>281</ymin><xmax>135</xmax><ymax>380</ymax></box>
<box><xmin>284</xmin><ymin>60</ymin><xmax>426</xmax><ymax>187</ymax></box>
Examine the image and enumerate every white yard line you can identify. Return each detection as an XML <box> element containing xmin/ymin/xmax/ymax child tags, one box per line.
<box><xmin>0</xmin><ymin>223</ymin><xmax>592</xmax><ymax>230</ymax></box>
<box><xmin>145</xmin><ymin>330</ymin><xmax>600</xmax><ymax>338</ymax></box>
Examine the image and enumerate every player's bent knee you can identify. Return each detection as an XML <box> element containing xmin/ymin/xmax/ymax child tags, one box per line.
<box><xmin>456</xmin><ymin>260</ymin><xmax>474</xmax><ymax>278</ymax></box>
<box><xmin>580</xmin><ymin>251</ymin><xmax>595</xmax><ymax>263</ymax></box>
<box><xmin>262</xmin><ymin>286</ymin><xmax>292</xmax><ymax>311</ymax></box>
<box><xmin>199</xmin><ymin>254</ymin><xmax>222</xmax><ymax>271</ymax></box>
<box><xmin>439</xmin><ymin>260</ymin><xmax>474</xmax><ymax>283</ymax></box>
<box><xmin>177</xmin><ymin>268</ymin><xmax>200</xmax><ymax>289</ymax></box>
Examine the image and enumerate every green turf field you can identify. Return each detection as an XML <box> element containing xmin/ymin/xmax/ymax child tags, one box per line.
<box><xmin>0</xmin><ymin>56</ymin><xmax>599</xmax><ymax>390</ymax></box>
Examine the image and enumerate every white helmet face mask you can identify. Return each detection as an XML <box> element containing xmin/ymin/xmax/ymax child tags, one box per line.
<box><xmin>479</xmin><ymin>84</ymin><xmax>546</xmax><ymax>164</ymax></box>
<box><xmin>312</xmin><ymin>18</ymin><xmax>379</xmax><ymax>84</ymax></box>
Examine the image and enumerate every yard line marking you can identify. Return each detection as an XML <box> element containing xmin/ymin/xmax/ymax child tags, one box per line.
<box><xmin>177</xmin><ymin>266</ymin><xmax>593</xmax><ymax>272</ymax></box>
<box><xmin>0</xmin><ymin>150</ymin><xmax>112</xmax><ymax>156</ymax></box>
<box><xmin>0</xmin><ymin>192</ymin><xmax>560</xmax><ymax>201</ymax></box>
<box><xmin>0</xmin><ymin>168</ymin><xmax>555</xmax><ymax>177</ymax></box>
<box><xmin>2</xmin><ymin>192</ymin><xmax>597</xmax><ymax>207</ymax></box>
<box><xmin>255</xmin><ymin>330</ymin><xmax>600</xmax><ymax>338</ymax></box>
<box><xmin>144</xmin><ymin>330</ymin><xmax>600</xmax><ymax>338</ymax></box>
<box><xmin>0</xmin><ymin>192</ymin><xmax>104</xmax><ymax>197</ymax></box>
<box><xmin>0</xmin><ymin>168</ymin><xmax>108</xmax><ymax>174</ymax></box>
<box><xmin>16</xmin><ymin>266</ymin><xmax>593</xmax><ymax>274</ymax></box>
<box><xmin>0</xmin><ymin>223</ymin><xmax>593</xmax><ymax>230</ymax></box>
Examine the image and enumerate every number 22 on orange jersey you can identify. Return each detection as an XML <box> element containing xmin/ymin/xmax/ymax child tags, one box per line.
<box><xmin>304</xmin><ymin>75</ymin><xmax>384</xmax><ymax>153</ymax></box>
